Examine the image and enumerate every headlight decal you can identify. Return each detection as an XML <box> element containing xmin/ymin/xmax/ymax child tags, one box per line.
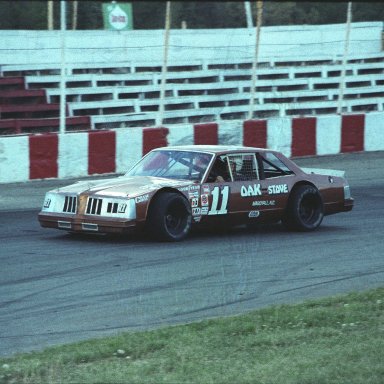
<box><xmin>42</xmin><ymin>193</ymin><xmax>77</xmax><ymax>214</ymax></box>
<box><xmin>85</xmin><ymin>197</ymin><xmax>136</xmax><ymax>219</ymax></box>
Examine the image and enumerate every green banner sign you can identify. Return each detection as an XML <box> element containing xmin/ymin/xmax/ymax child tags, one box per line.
<box><xmin>102</xmin><ymin>2</ymin><xmax>133</xmax><ymax>30</ymax></box>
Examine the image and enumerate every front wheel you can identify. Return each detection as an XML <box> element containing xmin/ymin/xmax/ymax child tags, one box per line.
<box><xmin>146</xmin><ymin>192</ymin><xmax>192</xmax><ymax>241</ymax></box>
<box><xmin>282</xmin><ymin>185</ymin><xmax>324</xmax><ymax>231</ymax></box>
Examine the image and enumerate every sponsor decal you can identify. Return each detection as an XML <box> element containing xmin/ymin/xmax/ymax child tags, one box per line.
<box><xmin>201</xmin><ymin>207</ymin><xmax>209</xmax><ymax>215</ymax></box>
<box><xmin>188</xmin><ymin>191</ymin><xmax>199</xmax><ymax>199</ymax></box>
<box><xmin>201</xmin><ymin>194</ymin><xmax>209</xmax><ymax>207</ymax></box>
<box><xmin>268</xmin><ymin>184</ymin><xmax>288</xmax><ymax>195</ymax></box>
<box><xmin>179</xmin><ymin>185</ymin><xmax>200</xmax><ymax>192</ymax></box>
<box><xmin>135</xmin><ymin>194</ymin><xmax>149</xmax><ymax>203</ymax></box>
<box><xmin>252</xmin><ymin>200</ymin><xmax>276</xmax><ymax>207</ymax></box>
<box><xmin>192</xmin><ymin>207</ymin><xmax>201</xmax><ymax>216</ymax></box>
<box><xmin>43</xmin><ymin>198</ymin><xmax>51</xmax><ymax>208</ymax></box>
<box><xmin>191</xmin><ymin>198</ymin><xmax>199</xmax><ymax>208</ymax></box>
<box><xmin>240</xmin><ymin>184</ymin><xmax>262</xmax><ymax>197</ymax></box>
<box><xmin>193</xmin><ymin>216</ymin><xmax>202</xmax><ymax>223</ymax></box>
<box><xmin>248</xmin><ymin>210</ymin><xmax>260</xmax><ymax>218</ymax></box>
<box><xmin>118</xmin><ymin>203</ymin><xmax>127</xmax><ymax>213</ymax></box>
<box><xmin>202</xmin><ymin>184</ymin><xmax>210</xmax><ymax>194</ymax></box>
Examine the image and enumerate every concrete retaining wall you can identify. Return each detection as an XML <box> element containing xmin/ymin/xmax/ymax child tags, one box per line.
<box><xmin>1</xmin><ymin>112</ymin><xmax>383</xmax><ymax>184</ymax></box>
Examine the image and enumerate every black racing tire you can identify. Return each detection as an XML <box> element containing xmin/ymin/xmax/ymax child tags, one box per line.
<box><xmin>282</xmin><ymin>185</ymin><xmax>324</xmax><ymax>232</ymax></box>
<box><xmin>146</xmin><ymin>192</ymin><xmax>192</xmax><ymax>242</ymax></box>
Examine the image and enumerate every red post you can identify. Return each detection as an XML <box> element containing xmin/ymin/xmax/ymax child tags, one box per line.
<box><xmin>29</xmin><ymin>134</ymin><xmax>58</xmax><ymax>179</ymax></box>
<box><xmin>142</xmin><ymin>127</ymin><xmax>169</xmax><ymax>155</ymax></box>
<box><xmin>88</xmin><ymin>130</ymin><xmax>116</xmax><ymax>175</ymax></box>
<box><xmin>243</xmin><ymin>120</ymin><xmax>267</xmax><ymax>148</ymax></box>
<box><xmin>291</xmin><ymin>117</ymin><xmax>317</xmax><ymax>157</ymax></box>
<box><xmin>193</xmin><ymin>123</ymin><xmax>218</xmax><ymax>145</ymax></box>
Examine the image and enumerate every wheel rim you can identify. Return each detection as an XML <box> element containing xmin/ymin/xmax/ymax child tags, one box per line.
<box><xmin>165</xmin><ymin>200</ymin><xmax>188</xmax><ymax>236</ymax></box>
<box><xmin>299</xmin><ymin>194</ymin><xmax>320</xmax><ymax>224</ymax></box>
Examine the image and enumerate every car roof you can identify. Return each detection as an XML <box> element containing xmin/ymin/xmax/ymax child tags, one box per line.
<box><xmin>153</xmin><ymin>145</ymin><xmax>272</xmax><ymax>155</ymax></box>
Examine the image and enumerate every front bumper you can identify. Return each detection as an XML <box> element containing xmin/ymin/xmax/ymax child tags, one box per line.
<box><xmin>38</xmin><ymin>212</ymin><xmax>139</xmax><ymax>234</ymax></box>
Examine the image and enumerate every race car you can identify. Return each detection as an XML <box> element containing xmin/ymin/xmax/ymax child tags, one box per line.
<box><xmin>38</xmin><ymin>145</ymin><xmax>354</xmax><ymax>241</ymax></box>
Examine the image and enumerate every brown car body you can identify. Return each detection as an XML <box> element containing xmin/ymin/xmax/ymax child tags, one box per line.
<box><xmin>38</xmin><ymin>145</ymin><xmax>354</xmax><ymax>241</ymax></box>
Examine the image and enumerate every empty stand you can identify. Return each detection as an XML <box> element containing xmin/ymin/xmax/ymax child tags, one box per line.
<box><xmin>0</xmin><ymin>116</ymin><xmax>91</xmax><ymax>135</ymax></box>
<box><xmin>4</xmin><ymin>54</ymin><xmax>379</xmax><ymax>131</ymax></box>
<box><xmin>0</xmin><ymin>23</ymin><xmax>383</xmax><ymax>134</ymax></box>
<box><xmin>0</xmin><ymin>76</ymin><xmax>91</xmax><ymax>134</ymax></box>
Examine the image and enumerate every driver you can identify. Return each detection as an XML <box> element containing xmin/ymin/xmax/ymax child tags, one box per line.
<box><xmin>193</xmin><ymin>154</ymin><xmax>211</xmax><ymax>180</ymax></box>
<box><xmin>194</xmin><ymin>154</ymin><xmax>211</xmax><ymax>171</ymax></box>
<box><xmin>208</xmin><ymin>157</ymin><xmax>230</xmax><ymax>182</ymax></box>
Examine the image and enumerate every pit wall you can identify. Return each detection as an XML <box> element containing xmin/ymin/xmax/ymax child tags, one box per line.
<box><xmin>1</xmin><ymin>112</ymin><xmax>383</xmax><ymax>184</ymax></box>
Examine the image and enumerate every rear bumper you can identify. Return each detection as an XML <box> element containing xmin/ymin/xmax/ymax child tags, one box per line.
<box><xmin>343</xmin><ymin>198</ymin><xmax>354</xmax><ymax>212</ymax></box>
<box><xmin>324</xmin><ymin>197</ymin><xmax>354</xmax><ymax>216</ymax></box>
<box><xmin>38</xmin><ymin>212</ymin><xmax>139</xmax><ymax>234</ymax></box>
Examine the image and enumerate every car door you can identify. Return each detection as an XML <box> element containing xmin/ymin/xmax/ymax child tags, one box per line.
<box><xmin>226</xmin><ymin>151</ymin><xmax>295</xmax><ymax>224</ymax></box>
<box><xmin>199</xmin><ymin>155</ymin><xmax>232</xmax><ymax>221</ymax></box>
<box><xmin>254</xmin><ymin>151</ymin><xmax>295</xmax><ymax>221</ymax></box>
<box><xmin>199</xmin><ymin>152</ymin><xmax>294</xmax><ymax>225</ymax></box>
<box><xmin>200</xmin><ymin>152</ymin><xmax>270</xmax><ymax>225</ymax></box>
<box><xmin>223</xmin><ymin>152</ymin><xmax>272</xmax><ymax>223</ymax></box>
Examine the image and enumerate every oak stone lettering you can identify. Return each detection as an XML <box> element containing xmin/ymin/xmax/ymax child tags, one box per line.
<box><xmin>268</xmin><ymin>184</ymin><xmax>288</xmax><ymax>195</ymax></box>
<box><xmin>241</xmin><ymin>184</ymin><xmax>262</xmax><ymax>197</ymax></box>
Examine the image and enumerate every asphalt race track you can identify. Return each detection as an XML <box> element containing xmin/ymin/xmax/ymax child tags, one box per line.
<box><xmin>0</xmin><ymin>151</ymin><xmax>383</xmax><ymax>357</ymax></box>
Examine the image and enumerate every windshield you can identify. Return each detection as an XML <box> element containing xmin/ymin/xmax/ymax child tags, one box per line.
<box><xmin>125</xmin><ymin>150</ymin><xmax>214</xmax><ymax>182</ymax></box>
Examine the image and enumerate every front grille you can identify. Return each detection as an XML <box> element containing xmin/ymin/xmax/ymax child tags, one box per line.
<box><xmin>63</xmin><ymin>196</ymin><xmax>77</xmax><ymax>213</ymax></box>
<box><xmin>107</xmin><ymin>202</ymin><xmax>119</xmax><ymax>213</ymax></box>
<box><xmin>86</xmin><ymin>198</ymin><xmax>103</xmax><ymax>215</ymax></box>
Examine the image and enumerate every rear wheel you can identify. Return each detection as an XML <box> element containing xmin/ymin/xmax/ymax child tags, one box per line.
<box><xmin>146</xmin><ymin>192</ymin><xmax>192</xmax><ymax>241</ymax></box>
<box><xmin>282</xmin><ymin>185</ymin><xmax>324</xmax><ymax>231</ymax></box>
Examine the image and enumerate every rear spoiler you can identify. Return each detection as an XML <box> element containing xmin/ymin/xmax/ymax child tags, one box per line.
<box><xmin>301</xmin><ymin>167</ymin><xmax>346</xmax><ymax>178</ymax></box>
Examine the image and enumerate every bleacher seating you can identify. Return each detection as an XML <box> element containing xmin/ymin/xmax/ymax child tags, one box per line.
<box><xmin>0</xmin><ymin>76</ymin><xmax>90</xmax><ymax>134</ymax></box>
<box><xmin>0</xmin><ymin>23</ymin><xmax>383</xmax><ymax>135</ymax></box>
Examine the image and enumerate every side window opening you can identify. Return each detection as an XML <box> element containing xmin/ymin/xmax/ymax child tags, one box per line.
<box><xmin>261</xmin><ymin>152</ymin><xmax>294</xmax><ymax>178</ymax></box>
<box><xmin>228</xmin><ymin>154</ymin><xmax>259</xmax><ymax>181</ymax></box>
<box><xmin>207</xmin><ymin>156</ymin><xmax>231</xmax><ymax>182</ymax></box>
<box><xmin>206</xmin><ymin>153</ymin><xmax>260</xmax><ymax>182</ymax></box>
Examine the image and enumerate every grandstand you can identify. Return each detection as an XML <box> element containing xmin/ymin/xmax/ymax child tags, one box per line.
<box><xmin>0</xmin><ymin>22</ymin><xmax>383</xmax><ymax>135</ymax></box>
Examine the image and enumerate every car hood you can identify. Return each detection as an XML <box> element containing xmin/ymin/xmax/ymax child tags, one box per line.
<box><xmin>51</xmin><ymin>176</ymin><xmax>195</xmax><ymax>198</ymax></box>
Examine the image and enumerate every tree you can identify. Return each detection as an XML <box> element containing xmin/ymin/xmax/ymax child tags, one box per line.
<box><xmin>76</xmin><ymin>1</ymin><xmax>103</xmax><ymax>30</ymax></box>
<box><xmin>0</xmin><ymin>0</ymin><xmax>46</xmax><ymax>29</ymax></box>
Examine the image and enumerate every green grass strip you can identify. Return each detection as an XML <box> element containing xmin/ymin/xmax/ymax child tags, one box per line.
<box><xmin>1</xmin><ymin>287</ymin><xmax>383</xmax><ymax>384</ymax></box>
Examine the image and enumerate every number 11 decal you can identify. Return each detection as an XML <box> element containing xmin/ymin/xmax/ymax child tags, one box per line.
<box><xmin>208</xmin><ymin>186</ymin><xmax>229</xmax><ymax>215</ymax></box>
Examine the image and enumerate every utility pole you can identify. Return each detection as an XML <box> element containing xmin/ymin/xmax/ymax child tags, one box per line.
<box><xmin>59</xmin><ymin>0</ymin><xmax>67</xmax><ymax>134</ymax></box>
<box><xmin>157</xmin><ymin>1</ymin><xmax>171</xmax><ymax>127</ymax></box>
<box><xmin>337</xmin><ymin>2</ymin><xmax>352</xmax><ymax>114</ymax></box>
<box><xmin>48</xmin><ymin>0</ymin><xmax>54</xmax><ymax>30</ymax></box>
<box><xmin>244</xmin><ymin>2</ymin><xmax>253</xmax><ymax>29</ymax></box>
<box><xmin>248</xmin><ymin>0</ymin><xmax>263</xmax><ymax>120</ymax></box>
<box><xmin>72</xmin><ymin>0</ymin><xmax>78</xmax><ymax>30</ymax></box>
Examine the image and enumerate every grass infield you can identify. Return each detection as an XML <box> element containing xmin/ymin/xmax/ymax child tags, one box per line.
<box><xmin>1</xmin><ymin>287</ymin><xmax>383</xmax><ymax>384</ymax></box>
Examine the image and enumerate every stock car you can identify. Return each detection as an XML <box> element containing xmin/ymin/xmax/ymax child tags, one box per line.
<box><xmin>38</xmin><ymin>145</ymin><xmax>354</xmax><ymax>241</ymax></box>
